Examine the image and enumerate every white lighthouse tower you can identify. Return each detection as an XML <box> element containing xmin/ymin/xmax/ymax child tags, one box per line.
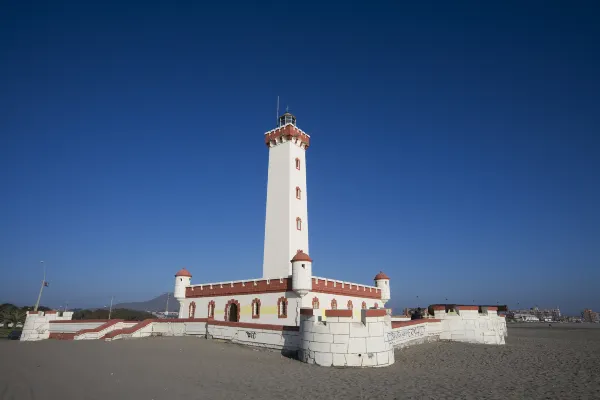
<box><xmin>263</xmin><ymin>111</ymin><xmax>311</xmax><ymax>279</ymax></box>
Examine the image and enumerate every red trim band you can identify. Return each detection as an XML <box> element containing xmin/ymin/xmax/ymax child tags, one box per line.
<box><xmin>457</xmin><ymin>306</ymin><xmax>479</xmax><ymax>311</ymax></box>
<box><xmin>392</xmin><ymin>319</ymin><xmax>441</xmax><ymax>329</ymax></box>
<box><xmin>312</xmin><ymin>280</ymin><xmax>381</xmax><ymax>299</ymax></box>
<box><xmin>50</xmin><ymin>319</ymin><xmax>109</xmax><ymax>323</ymax></box>
<box><xmin>364</xmin><ymin>309</ymin><xmax>387</xmax><ymax>317</ymax></box>
<box><xmin>186</xmin><ymin>279</ymin><xmax>291</xmax><ymax>298</ymax></box>
<box><xmin>325</xmin><ymin>310</ymin><xmax>353</xmax><ymax>317</ymax></box>
<box><xmin>208</xmin><ymin>320</ymin><xmax>299</xmax><ymax>332</ymax></box>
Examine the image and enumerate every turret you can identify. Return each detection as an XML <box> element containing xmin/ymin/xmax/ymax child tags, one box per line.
<box><xmin>174</xmin><ymin>268</ymin><xmax>192</xmax><ymax>301</ymax></box>
<box><xmin>374</xmin><ymin>271</ymin><xmax>391</xmax><ymax>305</ymax></box>
<box><xmin>291</xmin><ymin>250</ymin><xmax>312</xmax><ymax>297</ymax></box>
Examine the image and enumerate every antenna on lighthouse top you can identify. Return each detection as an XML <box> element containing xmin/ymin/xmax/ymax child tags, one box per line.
<box><xmin>276</xmin><ymin>96</ymin><xmax>280</xmax><ymax>127</ymax></box>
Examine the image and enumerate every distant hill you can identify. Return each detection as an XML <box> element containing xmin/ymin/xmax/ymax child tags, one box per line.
<box><xmin>113</xmin><ymin>293</ymin><xmax>179</xmax><ymax>312</ymax></box>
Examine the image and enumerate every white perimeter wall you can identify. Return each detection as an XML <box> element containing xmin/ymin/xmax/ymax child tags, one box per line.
<box><xmin>208</xmin><ymin>324</ymin><xmax>300</xmax><ymax>352</ymax></box>
<box><xmin>435</xmin><ymin>309</ymin><xmax>507</xmax><ymax>344</ymax></box>
<box><xmin>49</xmin><ymin>321</ymin><xmax>105</xmax><ymax>333</ymax></box>
<box><xmin>104</xmin><ymin>320</ymin><xmax>300</xmax><ymax>353</ymax></box>
<box><xmin>75</xmin><ymin>322</ymin><xmax>138</xmax><ymax>340</ymax></box>
<box><xmin>387</xmin><ymin>321</ymin><xmax>442</xmax><ymax>349</ymax></box>
<box><xmin>263</xmin><ymin>140</ymin><xmax>309</xmax><ymax>279</ymax></box>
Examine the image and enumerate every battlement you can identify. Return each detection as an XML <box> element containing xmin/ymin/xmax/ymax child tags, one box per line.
<box><xmin>264</xmin><ymin>123</ymin><xmax>311</xmax><ymax>148</ymax></box>
<box><xmin>20</xmin><ymin>310</ymin><xmax>75</xmax><ymax>341</ymax></box>
<box><xmin>299</xmin><ymin>307</ymin><xmax>393</xmax><ymax>367</ymax></box>
<box><xmin>184</xmin><ymin>275</ymin><xmax>382</xmax><ymax>300</ymax></box>
<box><xmin>186</xmin><ymin>277</ymin><xmax>291</xmax><ymax>298</ymax></box>
<box><xmin>430</xmin><ymin>304</ymin><xmax>507</xmax><ymax>344</ymax></box>
<box><xmin>311</xmin><ymin>276</ymin><xmax>382</xmax><ymax>299</ymax></box>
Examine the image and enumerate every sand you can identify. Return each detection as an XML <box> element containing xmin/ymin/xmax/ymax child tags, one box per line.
<box><xmin>1</xmin><ymin>324</ymin><xmax>599</xmax><ymax>399</ymax></box>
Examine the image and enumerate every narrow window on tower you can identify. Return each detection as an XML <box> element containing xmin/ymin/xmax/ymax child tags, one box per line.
<box><xmin>296</xmin><ymin>187</ymin><xmax>301</xmax><ymax>200</ymax></box>
<box><xmin>252</xmin><ymin>298</ymin><xmax>261</xmax><ymax>319</ymax></box>
<box><xmin>296</xmin><ymin>217</ymin><xmax>302</xmax><ymax>231</ymax></box>
<box><xmin>295</xmin><ymin>158</ymin><xmax>301</xmax><ymax>170</ymax></box>
<box><xmin>277</xmin><ymin>297</ymin><xmax>288</xmax><ymax>318</ymax></box>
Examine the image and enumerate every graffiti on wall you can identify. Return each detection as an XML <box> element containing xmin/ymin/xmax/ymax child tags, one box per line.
<box><xmin>386</xmin><ymin>325</ymin><xmax>426</xmax><ymax>344</ymax></box>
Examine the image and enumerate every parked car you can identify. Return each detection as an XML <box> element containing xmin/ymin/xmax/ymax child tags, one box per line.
<box><xmin>7</xmin><ymin>330</ymin><xmax>22</xmax><ymax>340</ymax></box>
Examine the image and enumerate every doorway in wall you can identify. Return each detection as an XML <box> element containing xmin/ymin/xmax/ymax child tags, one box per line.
<box><xmin>228</xmin><ymin>303</ymin><xmax>239</xmax><ymax>322</ymax></box>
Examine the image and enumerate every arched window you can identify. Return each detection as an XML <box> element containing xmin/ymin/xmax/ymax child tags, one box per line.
<box><xmin>331</xmin><ymin>299</ymin><xmax>337</xmax><ymax>310</ymax></box>
<box><xmin>252</xmin><ymin>298</ymin><xmax>261</xmax><ymax>319</ymax></box>
<box><xmin>208</xmin><ymin>300</ymin><xmax>215</xmax><ymax>318</ymax></box>
<box><xmin>295</xmin><ymin>158</ymin><xmax>301</xmax><ymax>170</ymax></box>
<box><xmin>362</xmin><ymin>301</ymin><xmax>367</xmax><ymax>310</ymax></box>
<box><xmin>347</xmin><ymin>300</ymin><xmax>353</xmax><ymax>310</ymax></box>
<box><xmin>312</xmin><ymin>297</ymin><xmax>320</xmax><ymax>309</ymax></box>
<box><xmin>296</xmin><ymin>217</ymin><xmax>302</xmax><ymax>231</ymax></box>
<box><xmin>277</xmin><ymin>297</ymin><xmax>288</xmax><ymax>318</ymax></box>
<box><xmin>296</xmin><ymin>187</ymin><xmax>301</xmax><ymax>200</ymax></box>
<box><xmin>225</xmin><ymin>299</ymin><xmax>240</xmax><ymax>322</ymax></box>
<box><xmin>374</xmin><ymin>303</ymin><xmax>379</xmax><ymax>309</ymax></box>
<box><xmin>189</xmin><ymin>302</ymin><xmax>196</xmax><ymax>318</ymax></box>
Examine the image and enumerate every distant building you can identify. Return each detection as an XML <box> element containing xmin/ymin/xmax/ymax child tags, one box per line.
<box><xmin>510</xmin><ymin>307</ymin><xmax>561</xmax><ymax>322</ymax></box>
<box><xmin>152</xmin><ymin>311</ymin><xmax>179</xmax><ymax>319</ymax></box>
<box><xmin>513</xmin><ymin>313</ymin><xmax>539</xmax><ymax>322</ymax></box>
<box><xmin>582</xmin><ymin>309</ymin><xmax>599</xmax><ymax>323</ymax></box>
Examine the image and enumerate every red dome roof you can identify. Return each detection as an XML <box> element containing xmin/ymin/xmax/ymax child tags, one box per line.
<box><xmin>291</xmin><ymin>250</ymin><xmax>313</xmax><ymax>263</ymax></box>
<box><xmin>374</xmin><ymin>271</ymin><xmax>390</xmax><ymax>280</ymax></box>
<box><xmin>175</xmin><ymin>268</ymin><xmax>192</xmax><ymax>278</ymax></box>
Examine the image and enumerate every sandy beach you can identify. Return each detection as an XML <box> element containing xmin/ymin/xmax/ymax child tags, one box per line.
<box><xmin>1</xmin><ymin>323</ymin><xmax>599</xmax><ymax>399</ymax></box>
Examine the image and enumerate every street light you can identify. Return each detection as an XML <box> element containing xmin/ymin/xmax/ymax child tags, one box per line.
<box><xmin>165</xmin><ymin>292</ymin><xmax>170</xmax><ymax>315</ymax></box>
<box><xmin>33</xmin><ymin>261</ymin><xmax>47</xmax><ymax>312</ymax></box>
<box><xmin>108</xmin><ymin>296</ymin><xmax>114</xmax><ymax>320</ymax></box>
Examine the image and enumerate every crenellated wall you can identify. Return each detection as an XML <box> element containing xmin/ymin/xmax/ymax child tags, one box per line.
<box><xmin>432</xmin><ymin>305</ymin><xmax>507</xmax><ymax>345</ymax></box>
<box><xmin>299</xmin><ymin>309</ymin><xmax>394</xmax><ymax>367</ymax></box>
<box><xmin>20</xmin><ymin>311</ymin><xmax>74</xmax><ymax>341</ymax></box>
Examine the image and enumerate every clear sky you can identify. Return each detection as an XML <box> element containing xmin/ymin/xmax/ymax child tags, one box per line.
<box><xmin>1</xmin><ymin>1</ymin><xmax>598</xmax><ymax>315</ymax></box>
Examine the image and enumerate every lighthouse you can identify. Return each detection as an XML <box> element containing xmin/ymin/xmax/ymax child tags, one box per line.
<box><xmin>262</xmin><ymin>111</ymin><xmax>311</xmax><ymax>279</ymax></box>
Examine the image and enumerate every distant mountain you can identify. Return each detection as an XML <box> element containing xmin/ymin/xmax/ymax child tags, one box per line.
<box><xmin>113</xmin><ymin>293</ymin><xmax>179</xmax><ymax>312</ymax></box>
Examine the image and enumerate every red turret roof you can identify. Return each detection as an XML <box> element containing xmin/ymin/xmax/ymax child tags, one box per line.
<box><xmin>291</xmin><ymin>250</ymin><xmax>313</xmax><ymax>262</ymax></box>
<box><xmin>374</xmin><ymin>271</ymin><xmax>390</xmax><ymax>280</ymax></box>
<box><xmin>175</xmin><ymin>268</ymin><xmax>192</xmax><ymax>278</ymax></box>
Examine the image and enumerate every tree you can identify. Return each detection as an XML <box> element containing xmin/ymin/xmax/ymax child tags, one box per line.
<box><xmin>72</xmin><ymin>308</ymin><xmax>154</xmax><ymax>321</ymax></box>
<box><xmin>1</xmin><ymin>309</ymin><xmax>26</xmax><ymax>329</ymax></box>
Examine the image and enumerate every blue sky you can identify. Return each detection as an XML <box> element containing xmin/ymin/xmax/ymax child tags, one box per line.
<box><xmin>1</xmin><ymin>1</ymin><xmax>598</xmax><ymax>315</ymax></box>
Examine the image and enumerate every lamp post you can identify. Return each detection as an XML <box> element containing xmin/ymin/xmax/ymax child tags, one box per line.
<box><xmin>33</xmin><ymin>261</ymin><xmax>46</xmax><ymax>312</ymax></box>
<box><xmin>108</xmin><ymin>296</ymin><xmax>114</xmax><ymax>320</ymax></box>
<box><xmin>165</xmin><ymin>292</ymin><xmax>170</xmax><ymax>316</ymax></box>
